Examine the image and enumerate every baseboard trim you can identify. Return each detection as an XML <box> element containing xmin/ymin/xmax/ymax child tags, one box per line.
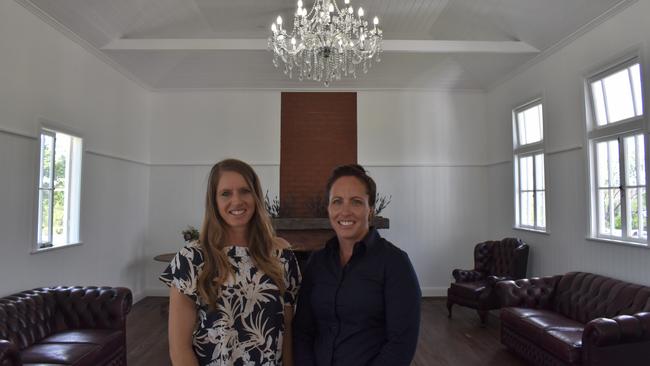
<box><xmin>132</xmin><ymin>291</ymin><xmax>147</xmax><ymax>304</ymax></box>
<box><xmin>144</xmin><ymin>287</ymin><xmax>171</xmax><ymax>297</ymax></box>
<box><xmin>421</xmin><ymin>287</ymin><xmax>447</xmax><ymax>297</ymax></box>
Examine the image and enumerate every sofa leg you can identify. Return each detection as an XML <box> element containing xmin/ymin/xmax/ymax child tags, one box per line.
<box><xmin>447</xmin><ymin>300</ymin><xmax>453</xmax><ymax>318</ymax></box>
<box><xmin>477</xmin><ymin>310</ymin><xmax>488</xmax><ymax>326</ymax></box>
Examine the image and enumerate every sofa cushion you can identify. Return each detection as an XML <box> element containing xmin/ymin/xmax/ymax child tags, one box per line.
<box><xmin>543</xmin><ymin>328</ymin><xmax>583</xmax><ymax>364</ymax></box>
<box><xmin>502</xmin><ymin>307</ymin><xmax>584</xmax><ymax>343</ymax></box>
<box><xmin>40</xmin><ymin>329</ymin><xmax>124</xmax><ymax>362</ymax></box>
<box><xmin>21</xmin><ymin>343</ymin><xmax>99</xmax><ymax>365</ymax></box>
<box><xmin>449</xmin><ymin>281</ymin><xmax>488</xmax><ymax>301</ymax></box>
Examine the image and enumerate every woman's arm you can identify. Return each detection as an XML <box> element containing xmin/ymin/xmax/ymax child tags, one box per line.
<box><xmin>168</xmin><ymin>287</ymin><xmax>199</xmax><ymax>366</ymax></box>
<box><xmin>370</xmin><ymin>250</ymin><xmax>421</xmax><ymax>366</ymax></box>
<box><xmin>282</xmin><ymin>304</ymin><xmax>295</xmax><ymax>366</ymax></box>
<box><xmin>292</xmin><ymin>258</ymin><xmax>317</xmax><ymax>366</ymax></box>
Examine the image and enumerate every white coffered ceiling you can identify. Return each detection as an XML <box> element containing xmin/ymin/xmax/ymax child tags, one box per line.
<box><xmin>17</xmin><ymin>0</ymin><xmax>635</xmax><ymax>90</ymax></box>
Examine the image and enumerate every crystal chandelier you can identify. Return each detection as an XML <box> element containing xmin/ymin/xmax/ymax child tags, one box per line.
<box><xmin>268</xmin><ymin>0</ymin><xmax>383</xmax><ymax>86</ymax></box>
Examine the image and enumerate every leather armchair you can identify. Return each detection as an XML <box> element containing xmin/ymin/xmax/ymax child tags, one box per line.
<box><xmin>496</xmin><ymin>272</ymin><xmax>650</xmax><ymax>366</ymax></box>
<box><xmin>447</xmin><ymin>238</ymin><xmax>529</xmax><ymax>325</ymax></box>
<box><xmin>0</xmin><ymin>286</ymin><xmax>132</xmax><ymax>366</ymax></box>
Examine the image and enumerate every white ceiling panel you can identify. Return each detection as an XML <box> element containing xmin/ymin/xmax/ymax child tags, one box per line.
<box><xmin>19</xmin><ymin>0</ymin><xmax>631</xmax><ymax>90</ymax></box>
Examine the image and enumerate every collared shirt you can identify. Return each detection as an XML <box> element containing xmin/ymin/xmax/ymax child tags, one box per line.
<box><xmin>293</xmin><ymin>228</ymin><xmax>421</xmax><ymax>366</ymax></box>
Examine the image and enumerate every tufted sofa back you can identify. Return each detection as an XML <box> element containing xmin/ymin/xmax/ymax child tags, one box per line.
<box><xmin>474</xmin><ymin>238</ymin><xmax>529</xmax><ymax>279</ymax></box>
<box><xmin>553</xmin><ymin>272</ymin><xmax>650</xmax><ymax>324</ymax></box>
<box><xmin>0</xmin><ymin>289</ymin><xmax>57</xmax><ymax>349</ymax></box>
<box><xmin>0</xmin><ymin>286</ymin><xmax>132</xmax><ymax>350</ymax></box>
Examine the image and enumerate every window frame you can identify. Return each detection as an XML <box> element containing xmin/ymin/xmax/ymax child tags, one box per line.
<box><xmin>33</xmin><ymin>122</ymin><xmax>84</xmax><ymax>253</ymax></box>
<box><xmin>513</xmin><ymin>98</ymin><xmax>548</xmax><ymax>232</ymax></box>
<box><xmin>587</xmin><ymin>58</ymin><xmax>644</xmax><ymax>128</ymax></box>
<box><xmin>590</xmin><ymin>132</ymin><xmax>647</xmax><ymax>243</ymax></box>
<box><xmin>585</xmin><ymin>53</ymin><xmax>648</xmax><ymax>246</ymax></box>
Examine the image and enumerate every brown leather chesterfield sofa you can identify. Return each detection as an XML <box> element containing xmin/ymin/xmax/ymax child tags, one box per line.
<box><xmin>496</xmin><ymin>272</ymin><xmax>650</xmax><ymax>366</ymax></box>
<box><xmin>0</xmin><ymin>286</ymin><xmax>132</xmax><ymax>366</ymax></box>
<box><xmin>447</xmin><ymin>238</ymin><xmax>529</xmax><ymax>325</ymax></box>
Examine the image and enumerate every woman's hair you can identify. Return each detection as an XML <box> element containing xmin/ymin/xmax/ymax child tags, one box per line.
<box><xmin>325</xmin><ymin>164</ymin><xmax>377</xmax><ymax>207</ymax></box>
<box><xmin>197</xmin><ymin>158</ymin><xmax>285</xmax><ymax>310</ymax></box>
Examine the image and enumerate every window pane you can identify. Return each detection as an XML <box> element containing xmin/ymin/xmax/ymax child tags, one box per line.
<box><xmin>596</xmin><ymin>141</ymin><xmax>609</xmax><ymax>187</ymax></box>
<box><xmin>517</xmin><ymin>111</ymin><xmax>527</xmax><ymax>146</ymax></box>
<box><xmin>524</xmin><ymin>105</ymin><xmax>542</xmax><ymax>143</ymax></box>
<box><xmin>603</xmin><ymin>68</ymin><xmax>636</xmax><ymax>123</ymax></box>
<box><xmin>630</xmin><ymin>64</ymin><xmax>643</xmax><ymax>116</ymax></box>
<box><xmin>517</xmin><ymin>104</ymin><xmax>543</xmax><ymax>145</ymax></box>
<box><xmin>608</xmin><ymin>140</ymin><xmax>620</xmax><ymax>187</ymax></box>
<box><xmin>53</xmin><ymin>190</ymin><xmax>66</xmax><ymax>244</ymax></box>
<box><xmin>599</xmin><ymin>188</ymin><xmax>622</xmax><ymax>237</ymax></box>
<box><xmin>598</xmin><ymin>189</ymin><xmax>610</xmax><ymax>235</ymax></box>
<box><xmin>591</xmin><ymin>80</ymin><xmax>608</xmax><ymax>126</ymax></box>
<box><xmin>520</xmin><ymin>192</ymin><xmax>534</xmax><ymax>226</ymax></box>
<box><xmin>612</xmin><ymin>188</ymin><xmax>622</xmax><ymax>237</ymax></box>
<box><xmin>626</xmin><ymin>187</ymin><xmax>647</xmax><ymax>239</ymax></box>
<box><xmin>624</xmin><ymin>134</ymin><xmax>645</xmax><ymax>186</ymax></box>
<box><xmin>536</xmin><ymin>191</ymin><xmax>546</xmax><ymax>228</ymax></box>
<box><xmin>40</xmin><ymin>134</ymin><xmax>54</xmax><ymax>188</ymax></box>
<box><xmin>535</xmin><ymin>154</ymin><xmax>545</xmax><ymax>190</ymax></box>
<box><xmin>596</xmin><ymin>139</ymin><xmax>619</xmax><ymax>188</ymax></box>
<box><xmin>519</xmin><ymin>156</ymin><xmax>533</xmax><ymax>191</ymax></box>
<box><xmin>638</xmin><ymin>188</ymin><xmax>648</xmax><ymax>239</ymax></box>
<box><xmin>54</xmin><ymin>133</ymin><xmax>70</xmax><ymax>190</ymax></box>
<box><xmin>38</xmin><ymin>189</ymin><xmax>51</xmax><ymax>243</ymax></box>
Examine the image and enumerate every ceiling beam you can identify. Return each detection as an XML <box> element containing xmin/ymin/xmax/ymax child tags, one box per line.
<box><xmin>102</xmin><ymin>39</ymin><xmax>539</xmax><ymax>54</ymax></box>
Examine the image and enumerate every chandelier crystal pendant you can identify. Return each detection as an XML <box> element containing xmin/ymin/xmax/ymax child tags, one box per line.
<box><xmin>268</xmin><ymin>0</ymin><xmax>383</xmax><ymax>87</ymax></box>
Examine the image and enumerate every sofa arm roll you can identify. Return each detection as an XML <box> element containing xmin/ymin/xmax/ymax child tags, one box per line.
<box><xmin>584</xmin><ymin>312</ymin><xmax>650</xmax><ymax>347</ymax></box>
<box><xmin>0</xmin><ymin>340</ymin><xmax>20</xmax><ymax>366</ymax></box>
<box><xmin>486</xmin><ymin>275</ymin><xmax>510</xmax><ymax>286</ymax></box>
<box><xmin>452</xmin><ymin>269</ymin><xmax>485</xmax><ymax>283</ymax></box>
<box><xmin>51</xmin><ymin>286</ymin><xmax>133</xmax><ymax>330</ymax></box>
<box><xmin>495</xmin><ymin>276</ymin><xmax>560</xmax><ymax>308</ymax></box>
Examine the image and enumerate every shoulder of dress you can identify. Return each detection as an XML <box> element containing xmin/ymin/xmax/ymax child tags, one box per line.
<box><xmin>178</xmin><ymin>241</ymin><xmax>205</xmax><ymax>258</ymax></box>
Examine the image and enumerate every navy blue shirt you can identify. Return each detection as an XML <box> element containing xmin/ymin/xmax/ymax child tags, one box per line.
<box><xmin>293</xmin><ymin>228</ymin><xmax>421</xmax><ymax>366</ymax></box>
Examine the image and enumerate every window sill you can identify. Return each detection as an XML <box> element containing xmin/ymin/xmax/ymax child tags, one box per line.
<box><xmin>585</xmin><ymin>237</ymin><xmax>649</xmax><ymax>249</ymax></box>
<box><xmin>31</xmin><ymin>242</ymin><xmax>83</xmax><ymax>254</ymax></box>
<box><xmin>513</xmin><ymin>226</ymin><xmax>550</xmax><ymax>235</ymax></box>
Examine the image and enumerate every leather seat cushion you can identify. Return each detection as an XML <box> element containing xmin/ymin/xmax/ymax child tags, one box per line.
<box><xmin>21</xmin><ymin>343</ymin><xmax>100</xmax><ymax>365</ymax></box>
<box><xmin>40</xmin><ymin>329</ymin><xmax>124</xmax><ymax>362</ymax></box>
<box><xmin>501</xmin><ymin>307</ymin><xmax>584</xmax><ymax>343</ymax></box>
<box><xmin>542</xmin><ymin>328</ymin><xmax>583</xmax><ymax>364</ymax></box>
<box><xmin>449</xmin><ymin>281</ymin><xmax>488</xmax><ymax>301</ymax></box>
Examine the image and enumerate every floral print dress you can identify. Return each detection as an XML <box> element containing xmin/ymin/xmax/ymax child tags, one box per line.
<box><xmin>160</xmin><ymin>242</ymin><xmax>301</xmax><ymax>366</ymax></box>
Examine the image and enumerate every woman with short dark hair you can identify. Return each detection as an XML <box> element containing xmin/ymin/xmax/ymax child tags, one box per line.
<box><xmin>294</xmin><ymin>164</ymin><xmax>421</xmax><ymax>366</ymax></box>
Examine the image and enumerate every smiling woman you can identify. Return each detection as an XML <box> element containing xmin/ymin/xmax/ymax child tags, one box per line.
<box><xmin>293</xmin><ymin>164</ymin><xmax>421</xmax><ymax>366</ymax></box>
<box><xmin>159</xmin><ymin>158</ymin><xmax>301</xmax><ymax>366</ymax></box>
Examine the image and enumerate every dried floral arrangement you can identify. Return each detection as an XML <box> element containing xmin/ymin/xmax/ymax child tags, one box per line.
<box><xmin>181</xmin><ymin>225</ymin><xmax>199</xmax><ymax>242</ymax></box>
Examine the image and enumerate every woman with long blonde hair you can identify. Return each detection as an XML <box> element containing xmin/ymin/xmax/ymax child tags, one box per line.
<box><xmin>161</xmin><ymin>159</ymin><xmax>301</xmax><ymax>366</ymax></box>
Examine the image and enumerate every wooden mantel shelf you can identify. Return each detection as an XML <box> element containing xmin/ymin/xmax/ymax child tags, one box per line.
<box><xmin>271</xmin><ymin>216</ymin><xmax>389</xmax><ymax>231</ymax></box>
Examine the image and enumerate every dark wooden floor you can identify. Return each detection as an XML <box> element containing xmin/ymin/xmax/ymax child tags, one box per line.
<box><xmin>126</xmin><ymin>297</ymin><xmax>526</xmax><ymax>366</ymax></box>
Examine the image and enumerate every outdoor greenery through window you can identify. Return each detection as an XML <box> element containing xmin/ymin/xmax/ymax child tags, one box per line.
<box><xmin>514</xmin><ymin>100</ymin><xmax>546</xmax><ymax>231</ymax></box>
<box><xmin>37</xmin><ymin>128</ymin><xmax>83</xmax><ymax>249</ymax></box>
<box><xmin>587</xmin><ymin>58</ymin><xmax>647</xmax><ymax>244</ymax></box>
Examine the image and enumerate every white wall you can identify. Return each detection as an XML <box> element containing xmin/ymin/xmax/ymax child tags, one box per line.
<box><xmin>146</xmin><ymin>90</ymin><xmax>490</xmax><ymax>296</ymax></box>
<box><xmin>0</xmin><ymin>1</ymin><xmax>151</xmax><ymax>299</ymax></box>
<box><xmin>145</xmin><ymin>91</ymin><xmax>281</xmax><ymax>295</ymax></box>
<box><xmin>485</xmin><ymin>0</ymin><xmax>650</xmax><ymax>284</ymax></box>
